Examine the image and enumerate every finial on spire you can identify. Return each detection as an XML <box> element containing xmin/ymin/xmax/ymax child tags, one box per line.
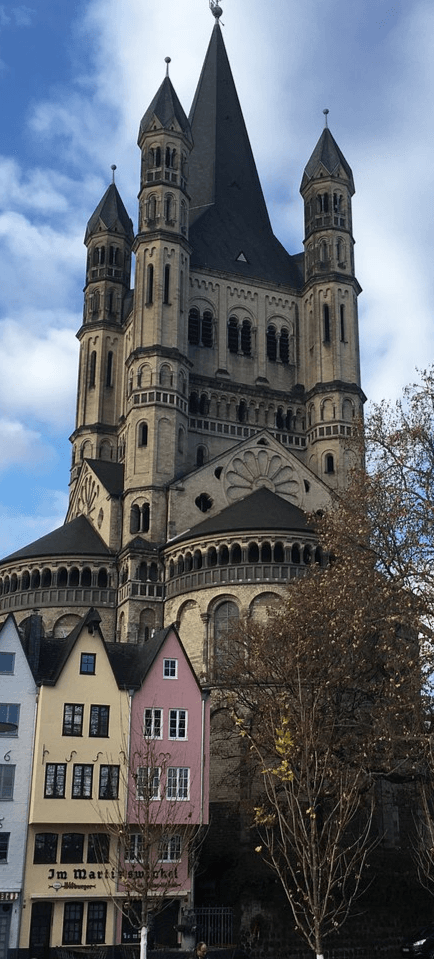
<box><xmin>111</xmin><ymin>164</ymin><xmax>117</xmax><ymax>183</ymax></box>
<box><xmin>209</xmin><ymin>0</ymin><xmax>223</xmax><ymax>21</ymax></box>
<box><xmin>165</xmin><ymin>56</ymin><xmax>171</xmax><ymax>76</ymax></box>
<box><xmin>323</xmin><ymin>108</ymin><xmax>329</xmax><ymax>128</ymax></box>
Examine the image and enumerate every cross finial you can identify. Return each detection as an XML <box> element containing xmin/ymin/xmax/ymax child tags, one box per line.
<box><xmin>323</xmin><ymin>108</ymin><xmax>329</xmax><ymax>128</ymax></box>
<box><xmin>111</xmin><ymin>164</ymin><xmax>117</xmax><ymax>183</ymax></box>
<box><xmin>165</xmin><ymin>57</ymin><xmax>171</xmax><ymax>76</ymax></box>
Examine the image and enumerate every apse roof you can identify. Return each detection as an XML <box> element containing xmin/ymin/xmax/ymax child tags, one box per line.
<box><xmin>188</xmin><ymin>22</ymin><xmax>303</xmax><ymax>288</ymax></box>
<box><xmin>171</xmin><ymin>487</ymin><xmax>313</xmax><ymax>545</ymax></box>
<box><xmin>0</xmin><ymin>515</ymin><xmax>112</xmax><ymax>564</ymax></box>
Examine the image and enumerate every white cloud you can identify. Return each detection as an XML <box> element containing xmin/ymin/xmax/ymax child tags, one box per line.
<box><xmin>0</xmin><ymin>321</ymin><xmax>78</xmax><ymax>429</ymax></box>
<box><xmin>0</xmin><ymin>490</ymin><xmax>69</xmax><ymax>559</ymax></box>
<box><xmin>0</xmin><ymin>418</ymin><xmax>54</xmax><ymax>471</ymax></box>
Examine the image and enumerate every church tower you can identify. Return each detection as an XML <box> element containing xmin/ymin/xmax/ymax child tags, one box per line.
<box><xmin>0</xmin><ymin>5</ymin><xmax>364</xmax><ymax>662</ymax></box>
<box><xmin>300</xmin><ymin>115</ymin><xmax>364</xmax><ymax>487</ymax></box>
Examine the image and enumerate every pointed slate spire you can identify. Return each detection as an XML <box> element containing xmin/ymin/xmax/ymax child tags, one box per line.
<box><xmin>187</xmin><ymin>22</ymin><xmax>302</xmax><ymax>287</ymax></box>
<box><xmin>138</xmin><ymin>74</ymin><xmax>193</xmax><ymax>143</ymax></box>
<box><xmin>301</xmin><ymin>127</ymin><xmax>355</xmax><ymax>194</ymax></box>
<box><xmin>84</xmin><ymin>183</ymin><xmax>134</xmax><ymax>244</ymax></box>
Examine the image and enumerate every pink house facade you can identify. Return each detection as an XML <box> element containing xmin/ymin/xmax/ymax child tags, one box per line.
<box><xmin>119</xmin><ymin>626</ymin><xmax>210</xmax><ymax>948</ymax></box>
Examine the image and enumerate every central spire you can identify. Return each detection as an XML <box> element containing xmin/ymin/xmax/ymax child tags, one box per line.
<box><xmin>187</xmin><ymin>20</ymin><xmax>302</xmax><ymax>286</ymax></box>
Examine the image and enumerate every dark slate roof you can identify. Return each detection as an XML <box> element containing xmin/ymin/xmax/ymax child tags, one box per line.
<box><xmin>84</xmin><ymin>459</ymin><xmax>124</xmax><ymax>496</ymax></box>
<box><xmin>139</xmin><ymin>75</ymin><xmax>193</xmax><ymax>143</ymax></box>
<box><xmin>188</xmin><ymin>23</ymin><xmax>303</xmax><ymax>289</ymax></box>
<box><xmin>0</xmin><ymin>515</ymin><xmax>112</xmax><ymax>564</ymax></box>
<box><xmin>171</xmin><ymin>487</ymin><xmax>313</xmax><ymax>544</ymax></box>
<box><xmin>36</xmin><ymin>608</ymin><xmax>103</xmax><ymax>684</ymax></box>
<box><xmin>84</xmin><ymin>183</ymin><xmax>134</xmax><ymax>243</ymax></box>
<box><xmin>301</xmin><ymin>127</ymin><xmax>355</xmax><ymax>193</ymax></box>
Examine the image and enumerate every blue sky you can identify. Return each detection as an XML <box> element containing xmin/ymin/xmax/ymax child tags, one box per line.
<box><xmin>1</xmin><ymin>0</ymin><xmax>434</xmax><ymax>557</ymax></box>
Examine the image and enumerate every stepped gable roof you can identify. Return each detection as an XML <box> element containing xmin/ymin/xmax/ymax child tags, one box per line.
<box><xmin>139</xmin><ymin>74</ymin><xmax>193</xmax><ymax>142</ymax></box>
<box><xmin>171</xmin><ymin>487</ymin><xmax>313</xmax><ymax>545</ymax></box>
<box><xmin>188</xmin><ymin>23</ymin><xmax>303</xmax><ymax>289</ymax></box>
<box><xmin>0</xmin><ymin>515</ymin><xmax>112</xmax><ymax>564</ymax></box>
<box><xmin>84</xmin><ymin>182</ymin><xmax>134</xmax><ymax>244</ymax></box>
<box><xmin>84</xmin><ymin>459</ymin><xmax>124</xmax><ymax>496</ymax></box>
<box><xmin>301</xmin><ymin>126</ymin><xmax>355</xmax><ymax>193</ymax></box>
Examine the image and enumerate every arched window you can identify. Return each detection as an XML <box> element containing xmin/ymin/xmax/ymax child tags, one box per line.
<box><xmin>180</xmin><ymin>200</ymin><xmax>187</xmax><ymax>234</ymax></box>
<box><xmin>291</xmin><ymin>544</ymin><xmax>300</xmax><ymax>564</ymax></box>
<box><xmin>214</xmin><ymin>601</ymin><xmax>239</xmax><ymax>672</ymax></box>
<box><xmin>188</xmin><ymin>308</ymin><xmax>200</xmax><ymax>345</ymax></box>
<box><xmin>147</xmin><ymin>195</ymin><xmax>157</xmax><ymax>222</ymax></box>
<box><xmin>219</xmin><ymin>545</ymin><xmax>229</xmax><ymax>566</ymax></box>
<box><xmin>81</xmin><ymin>568</ymin><xmax>92</xmax><ymax>587</ymax></box>
<box><xmin>228</xmin><ymin>317</ymin><xmax>238</xmax><ymax>354</ymax></box>
<box><xmin>189</xmin><ymin>391</ymin><xmax>199</xmax><ymax>414</ymax></box>
<box><xmin>340</xmin><ymin>304</ymin><xmax>345</xmax><ymax>342</ymax></box>
<box><xmin>248</xmin><ymin>542</ymin><xmax>259</xmax><ymax>563</ymax></box>
<box><xmin>196</xmin><ymin>446</ymin><xmax>207</xmax><ymax>467</ymax></box>
<box><xmin>274</xmin><ymin>542</ymin><xmax>284</xmax><ymax>563</ymax></box>
<box><xmin>325</xmin><ymin>453</ymin><xmax>335</xmax><ymax>474</ymax></box>
<box><xmin>280</xmin><ymin>328</ymin><xmax>289</xmax><ymax>364</ymax></box>
<box><xmin>199</xmin><ymin>394</ymin><xmax>209</xmax><ymax>416</ymax></box>
<box><xmin>240</xmin><ymin>320</ymin><xmax>251</xmax><ymax>356</ymax></box>
<box><xmin>267</xmin><ymin>325</ymin><xmax>277</xmax><ymax>361</ymax></box>
<box><xmin>261</xmin><ymin>542</ymin><xmax>272</xmax><ymax>562</ymax></box>
<box><xmin>323</xmin><ymin>304</ymin><xmax>330</xmax><ymax>342</ymax></box>
<box><xmin>231</xmin><ymin>544</ymin><xmax>242</xmax><ymax>564</ymax></box>
<box><xmin>10</xmin><ymin>574</ymin><xmax>17</xmax><ymax>593</ymax></box>
<box><xmin>93</xmin><ymin>246</ymin><xmax>105</xmax><ymax>266</ymax></box>
<box><xmin>41</xmin><ymin>568</ymin><xmax>51</xmax><ymax>588</ymax></box>
<box><xmin>22</xmin><ymin>571</ymin><xmax>30</xmax><ymax>590</ymax></box>
<box><xmin>207</xmin><ymin>547</ymin><xmax>217</xmax><ymax>567</ymax></box>
<box><xmin>141</xmin><ymin>504</ymin><xmax>150</xmax><ymax>533</ymax></box>
<box><xmin>69</xmin><ymin>568</ymin><xmax>79</xmax><ymax>587</ymax></box>
<box><xmin>97</xmin><ymin>568</ymin><xmax>108</xmax><ymax>588</ymax></box>
<box><xmin>237</xmin><ymin>400</ymin><xmax>247</xmax><ymax>423</ymax></box>
<box><xmin>163</xmin><ymin>265</ymin><xmax>170</xmax><ymax>304</ymax></box>
<box><xmin>193</xmin><ymin>550</ymin><xmax>203</xmax><ymax>570</ymax></box>
<box><xmin>160</xmin><ymin>364</ymin><xmax>172</xmax><ymax>387</ymax></box>
<box><xmin>164</xmin><ymin>193</ymin><xmax>173</xmax><ymax>223</ymax></box>
<box><xmin>202</xmin><ymin>310</ymin><xmax>213</xmax><ymax>348</ymax></box>
<box><xmin>109</xmin><ymin>246</ymin><xmax>118</xmax><ymax>265</ymax></box>
<box><xmin>276</xmin><ymin>407</ymin><xmax>285</xmax><ymax>430</ymax></box>
<box><xmin>130</xmin><ymin>505</ymin><xmax>140</xmax><ymax>534</ymax></box>
<box><xmin>147</xmin><ymin>264</ymin><xmax>154</xmax><ymax>304</ymax></box>
<box><xmin>139</xmin><ymin>609</ymin><xmax>155</xmax><ymax>643</ymax></box>
<box><xmin>106</xmin><ymin>351</ymin><xmax>113</xmax><ymax>387</ymax></box>
<box><xmin>57</xmin><ymin>568</ymin><xmax>68</xmax><ymax>587</ymax></box>
<box><xmin>89</xmin><ymin>351</ymin><xmax>97</xmax><ymax>388</ymax></box>
<box><xmin>138</xmin><ymin>422</ymin><xmax>148</xmax><ymax>447</ymax></box>
<box><xmin>303</xmin><ymin>546</ymin><xmax>312</xmax><ymax>565</ymax></box>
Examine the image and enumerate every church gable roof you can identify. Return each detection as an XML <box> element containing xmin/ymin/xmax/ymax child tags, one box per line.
<box><xmin>83</xmin><ymin>459</ymin><xmax>124</xmax><ymax>497</ymax></box>
<box><xmin>0</xmin><ymin>515</ymin><xmax>112</xmax><ymax>564</ymax></box>
<box><xmin>170</xmin><ymin>487</ymin><xmax>313</xmax><ymax>545</ymax></box>
<box><xmin>188</xmin><ymin>23</ymin><xmax>303</xmax><ymax>288</ymax></box>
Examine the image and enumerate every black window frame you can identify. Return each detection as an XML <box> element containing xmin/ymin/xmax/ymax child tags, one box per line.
<box><xmin>80</xmin><ymin>653</ymin><xmax>96</xmax><ymax>675</ymax></box>
<box><xmin>89</xmin><ymin>705</ymin><xmax>110</xmax><ymax>737</ymax></box>
<box><xmin>0</xmin><ymin>832</ymin><xmax>10</xmax><ymax>862</ymax></box>
<box><xmin>72</xmin><ymin>764</ymin><xmax>93</xmax><ymax>799</ymax></box>
<box><xmin>63</xmin><ymin>902</ymin><xmax>83</xmax><ymax>945</ymax></box>
<box><xmin>0</xmin><ymin>703</ymin><xmax>19</xmax><ymax>735</ymax></box>
<box><xmin>34</xmin><ymin>832</ymin><xmax>58</xmax><ymax>864</ymax></box>
<box><xmin>0</xmin><ymin>652</ymin><xmax>14</xmax><ymax>674</ymax></box>
<box><xmin>62</xmin><ymin>703</ymin><xmax>84</xmax><ymax>737</ymax></box>
<box><xmin>86</xmin><ymin>901</ymin><xmax>107</xmax><ymax>944</ymax></box>
<box><xmin>99</xmin><ymin>764</ymin><xmax>119</xmax><ymax>799</ymax></box>
<box><xmin>61</xmin><ymin>832</ymin><xmax>85</xmax><ymax>863</ymax></box>
<box><xmin>44</xmin><ymin>763</ymin><xmax>66</xmax><ymax>799</ymax></box>
<box><xmin>87</xmin><ymin>833</ymin><xmax>110</xmax><ymax>864</ymax></box>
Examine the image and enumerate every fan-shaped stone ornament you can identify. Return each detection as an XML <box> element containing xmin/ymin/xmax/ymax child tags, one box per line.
<box><xmin>224</xmin><ymin>448</ymin><xmax>301</xmax><ymax>504</ymax></box>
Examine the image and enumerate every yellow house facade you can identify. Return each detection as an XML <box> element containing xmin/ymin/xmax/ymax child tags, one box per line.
<box><xmin>21</xmin><ymin>610</ymin><xmax>131</xmax><ymax>955</ymax></box>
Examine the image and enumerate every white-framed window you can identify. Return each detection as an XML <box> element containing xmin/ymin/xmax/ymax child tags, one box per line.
<box><xmin>166</xmin><ymin>767</ymin><xmax>189</xmax><ymax>800</ymax></box>
<box><xmin>159</xmin><ymin>834</ymin><xmax>182</xmax><ymax>862</ymax></box>
<box><xmin>136</xmin><ymin>766</ymin><xmax>160</xmax><ymax>800</ymax></box>
<box><xmin>169</xmin><ymin>709</ymin><xmax>187</xmax><ymax>740</ymax></box>
<box><xmin>125</xmin><ymin>832</ymin><xmax>146</xmax><ymax>862</ymax></box>
<box><xmin>163</xmin><ymin>658</ymin><xmax>178</xmax><ymax>679</ymax></box>
<box><xmin>144</xmin><ymin>708</ymin><xmax>162</xmax><ymax>738</ymax></box>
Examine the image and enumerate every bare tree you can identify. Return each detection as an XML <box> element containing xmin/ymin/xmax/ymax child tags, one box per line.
<box><xmin>221</xmin><ymin>471</ymin><xmax>424</xmax><ymax>958</ymax></box>
<box><xmin>101</xmin><ymin>736</ymin><xmax>204</xmax><ymax>959</ymax></box>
